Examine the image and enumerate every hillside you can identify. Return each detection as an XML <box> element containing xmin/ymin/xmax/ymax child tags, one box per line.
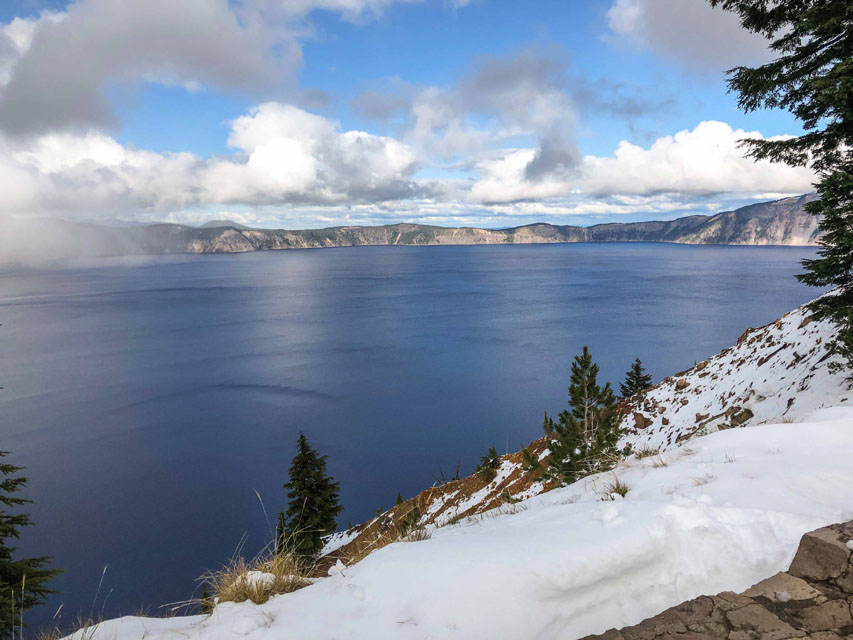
<box><xmin>5</xmin><ymin>195</ymin><xmax>820</xmax><ymax>262</ymax></box>
<box><xmin>319</xmin><ymin>295</ymin><xmax>849</xmax><ymax>565</ymax></box>
<box><xmin>65</xmin><ymin>297</ymin><xmax>853</xmax><ymax>640</ymax></box>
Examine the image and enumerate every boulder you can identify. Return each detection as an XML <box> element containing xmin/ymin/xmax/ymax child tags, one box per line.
<box><xmin>788</xmin><ymin>522</ymin><xmax>853</xmax><ymax>581</ymax></box>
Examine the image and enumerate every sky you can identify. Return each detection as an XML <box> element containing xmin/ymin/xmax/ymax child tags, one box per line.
<box><xmin>0</xmin><ymin>0</ymin><xmax>816</xmax><ymax>229</ymax></box>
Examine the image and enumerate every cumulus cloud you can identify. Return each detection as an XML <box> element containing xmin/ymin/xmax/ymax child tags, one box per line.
<box><xmin>0</xmin><ymin>0</ymin><xmax>442</xmax><ymax>136</ymax></box>
<box><xmin>366</xmin><ymin>47</ymin><xmax>581</xmax><ymax>183</ymax></box>
<box><xmin>606</xmin><ymin>0</ymin><xmax>772</xmax><ymax>72</ymax></box>
<box><xmin>0</xmin><ymin>102</ymin><xmax>420</xmax><ymax>216</ymax></box>
<box><xmin>468</xmin><ymin>121</ymin><xmax>815</xmax><ymax>204</ymax></box>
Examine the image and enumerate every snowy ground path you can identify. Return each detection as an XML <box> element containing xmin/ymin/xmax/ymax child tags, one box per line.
<box><xmin>78</xmin><ymin>408</ymin><xmax>853</xmax><ymax>640</ymax></box>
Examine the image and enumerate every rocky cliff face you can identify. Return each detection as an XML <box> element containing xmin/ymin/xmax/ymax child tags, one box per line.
<box><xmin>9</xmin><ymin>195</ymin><xmax>820</xmax><ymax>260</ymax></box>
<box><xmin>581</xmin><ymin>520</ymin><xmax>853</xmax><ymax>640</ymax></box>
<box><xmin>176</xmin><ymin>194</ymin><xmax>821</xmax><ymax>253</ymax></box>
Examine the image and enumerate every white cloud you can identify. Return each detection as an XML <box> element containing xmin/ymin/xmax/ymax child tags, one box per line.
<box><xmin>0</xmin><ymin>0</ymin><xmax>449</xmax><ymax>136</ymax></box>
<box><xmin>0</xmin><ymin>102</ymin><xmax>419</xmax><ymax>216</ymax></box>
<box><xmin>467</xmin><ymin>121</ymin><xmax>815</xmax><ymax>204</ymax></box>
<box><xmin>0</xmin><ymin>113</ymin><xmax>814</xmax><ymax>226</ymax></box>
<box><xmin>579</xmin><ymin>121</ymin><xmax>814</xmax><ymax>196</ymax></box>
<box><xmin>606</xmin><ymin>0</ymin><xmax>771</xmax><ymax>72</ymax></box>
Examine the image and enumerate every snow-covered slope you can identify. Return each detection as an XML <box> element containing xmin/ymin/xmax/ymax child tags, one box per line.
<box><xmin>76</xmin><ymin>410</ymin><xmax>853</xmax><ymax>640</ymax></box>
<box><xmin>621</xmin><ymin>301</ymin><xmax>851</xmax><ymax>451</ymax></box>
<box><xmin>321</xmin><ymin>299</ymin><xmax>851</xmax><ymax>563</ymax></box>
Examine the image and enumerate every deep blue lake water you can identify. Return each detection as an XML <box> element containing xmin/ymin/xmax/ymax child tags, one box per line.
<box><xmin>0</xmin><ymin>243</ymin><xmax>821</xmax><ymax>628</ymax></box>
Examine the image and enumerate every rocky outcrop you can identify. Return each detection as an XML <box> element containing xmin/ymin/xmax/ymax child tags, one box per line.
<box><xmin>10</xmin><ymin>195</ymin><xmax>820</xmax><ymax>260</ymax></box>
<box><xmin>581</xmin><ymin>521</ymin><xmax>853</xmax><ymax>640</ymax></box>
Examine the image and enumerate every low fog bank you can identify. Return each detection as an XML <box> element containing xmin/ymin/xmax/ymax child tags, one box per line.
<box><xmin>0</xmin><ymin>218</ymin><xmax>152</xmax><ymax>267</ymax></box>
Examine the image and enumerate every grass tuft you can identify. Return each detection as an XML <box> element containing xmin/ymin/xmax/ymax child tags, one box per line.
<box><xmin>201</xmin><ymin>543</ymin><xmax>309</xmax><ymax>607</ymax></box>
<box><xmin>600</xmin><ymin>477</ymin><xmax>630</xmax><ymax>500</ymax></box>
<box><xmin>692</xmin><ymin>473</ymin><xmax>717</xmax><ymax>487</ymax></box>
<box><xmin>634</xmin><ymin>446</ymin><xmax>661</xmax><ymax>460</ymax></box>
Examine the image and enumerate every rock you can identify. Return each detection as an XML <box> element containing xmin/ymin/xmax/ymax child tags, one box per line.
<box><xmin>633</xmin><ymin>412</ymin><xmax>653</xmax><ymax>429</ymax></box>
<box><xmin>789</xmin><ymin>523</ymin><xmax>853</xmax><ymax>581</ymax></box>
<box><xmin>681</xmin><ymin>398</ymin><xmax>689</xmax><ymax>406</ymax></box>
<box><xmin>726</xmin><ymin>603</ymin><xmax>806</xmax><ymax>639</ymax></box>
<box><xmin>788</xmin><ymin>600</ymin><xmax>852</xmax><ymax>632</ymax></box>
<box><xmin>743</xmin><ymin>572</ymin><xmax>824</xmax><ymax>603</ymax></box>
<box><xmin>676</xmin><ymin>379</ymin><xmax>690</xmax><ymax>390</ymax></box>
<box><xmin>737</xmin><ymin>328</ymin><xmax>754</xmax><ymax>346</ymax></box>
<box><xmin>579</xmin><ymin>522</ymin><xmax>853</xmax><ymax>640</ymax></box>
<box><xmin>661</xmin><ymin>417</ymin><xmax>670</xmax><ymax>426</ymax></box>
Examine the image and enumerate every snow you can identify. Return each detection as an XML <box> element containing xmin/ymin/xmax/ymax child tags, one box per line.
<box><xmin>319</xmin><ymin>526</ymin><xmax>360</xmax><ymax>557</ymax></box>
<box><xmin>77</xmin><ymin>407</ymin><xmax>853</xmax><ymax>640</ymax></box>
<box><xmin>620</xmin><ymin>303</ymin><xmax>852</xmax><ymax>452</ymax></box>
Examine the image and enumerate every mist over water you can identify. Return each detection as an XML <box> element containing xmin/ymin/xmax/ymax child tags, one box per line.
<box><xmin>1</xmin><ymin>243</ymin><xmax>820</xmax><ymax>628</ymax></box>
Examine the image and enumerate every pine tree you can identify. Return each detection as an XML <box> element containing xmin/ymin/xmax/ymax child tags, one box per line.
<box><xmin>0</xmin><ymin>451</ymin><xmax>61</xmax><ymax>640</ymax></box>
<box><xmin>395</xmin><ymin>492</ymin><xmax>403</xmax><ymax>506</ymax></box>
<box><xmin>474</xmin><ymin>447</ymin><xmax>500</xmax><ymax>482</ymax></box>
<box><xmin>283</xmin><ymin>434</ymin><xmax>343</xmax><ymax>561</ymax></box>
<box><xmin>541</xmin><ymin>347</ymin><xmax>625</xmax><ymax>485</ymax></box>
<box><xmin>620</xmin><ymin>358</ymin><xmax>653</xmax><ymax>398</ymax></box>
<box><xmin>709</xmin><ymin>0</ymin><xmax>853</xmax><ymax>376</ymax></box>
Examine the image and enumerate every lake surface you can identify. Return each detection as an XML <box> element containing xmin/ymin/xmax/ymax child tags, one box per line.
<box><xmin>0</xmin><ymin>243</ymin><xmax>821</xmax><ymax>627</ymax></box>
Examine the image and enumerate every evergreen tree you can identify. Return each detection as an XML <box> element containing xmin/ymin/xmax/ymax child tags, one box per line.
<box><xmin>540</xmin><ymin>347</ymin><xmax>626</xmax><ymax>485</ymax></box>
<box><xmin>0</xmin><ymin>451</ymin><xmax>60</xmax><ymax>640</ymax></box>
<box><xmin>474</xmin><ymin>447</ymin><xmax>500</xmax><ymax>482</ymax></box>
<box><xmin>395</xmin><ymin>492</ymin><xmax>404</xmax><ymax>506</ymax></box>
<box><xmin>709</xmin><ymin>0</ymin><xmax>853</xmax><ymax>376</ymax></box>
<box><xmin>620</xmin><ymin>358</ymin><xmax>653</xmax><ymax>398</ymax></box>
<box><xmin>283</xmin><ymin>434</ymin><xmax>343</xmax><ymax>560</ymax></box>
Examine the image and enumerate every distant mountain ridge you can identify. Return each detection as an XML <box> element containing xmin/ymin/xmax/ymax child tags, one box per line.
<box><xmin>2</xmin><ymin>195</ymin><xmax>821</xmax><ymax>261</ymax></box>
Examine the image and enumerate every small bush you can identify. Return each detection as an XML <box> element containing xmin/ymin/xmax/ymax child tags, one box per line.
<box><xmin>475</xmin><ymin>447</ymin><xmax>500</xmax><ymax>482</ymax></box>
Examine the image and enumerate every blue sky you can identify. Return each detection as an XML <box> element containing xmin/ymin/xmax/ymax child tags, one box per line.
<box><xmin>0</xmin><ymin>0</ymin><xmax>814</xmax><ymax>228</ymax></box>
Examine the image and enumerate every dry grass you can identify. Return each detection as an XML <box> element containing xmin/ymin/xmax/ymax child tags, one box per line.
<box><xmin>634</xmin><ymin>446</ymin><xmax>661</xmax><ymax>460</ymax></box>
<box><xmin>724</xmin><ymin>453</ymin><xmax>737</xmax><ymax>463</ymax></box>
<box><xmin>402</xmin><ymin>527</ymin><xmax>432</xmax><ymax>542</ymax></box>
<box><xmin>692</xmin><ymin>473</ymin><xmax>717</xmax><ymax>487</ymax></box>
<box><xmin>651</xmin><ymin>456</ymin><xmax>669</xmax><ymax>468</ymax></box>
<box><xmin>600</xmin><ymin>477</ymin><xmax>630</xmax><ymax>500</ymax></box>
<box><xmin>340</xmin><ymin>527</ymin><xmax>401</xmax><ymax>566</ymax></box>
<box><xmin>36</xmin><ymin>615</ymin><xmax>108</xmax><ymax>640</ymax></box>
<box><xmin>202</xmin><ymin>546</ymin><xmax>310</xmax><ymax>606</ymax></box>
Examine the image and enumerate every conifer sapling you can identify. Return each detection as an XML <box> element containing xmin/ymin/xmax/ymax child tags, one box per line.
<box><xmin>620</xmin><ymin>358</ymin><xmax>653</xmax><ymax>398</ymax></box>
<box><xmin>283</xmin><ymin>433</ymin><xmax>343</xmax><ymax>561</ymax></box>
